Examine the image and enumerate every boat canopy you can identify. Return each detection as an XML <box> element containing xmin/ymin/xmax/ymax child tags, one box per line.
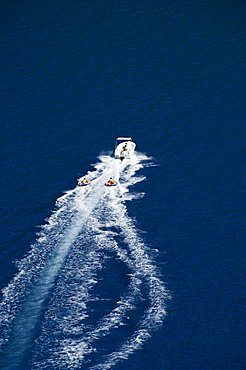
<box><xmin>116</xmin><ymin>137</ymin><xmax>132</xmax><ymax>141</ymax></box>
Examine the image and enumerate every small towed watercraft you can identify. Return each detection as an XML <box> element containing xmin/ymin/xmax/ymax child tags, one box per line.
<box><xmin>78</xmin><ymin>178</ymin><xmax>90</xmax><ymax>186</ymax></box>
<box><xmin>105</xmin><ymin>178</ymin><xmax>117</xmax><ymax>186</ymax></box>
<box><xmin>114</xmin><ymin>137</ymin><xmax>136</xmax><ymax>161</ymax></box>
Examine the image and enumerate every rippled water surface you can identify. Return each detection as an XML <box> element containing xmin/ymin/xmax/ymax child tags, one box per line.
<box><xmin>0</xmin><ymin>1</ymin><xmax>245</xmax><ymax>369</ymax></box>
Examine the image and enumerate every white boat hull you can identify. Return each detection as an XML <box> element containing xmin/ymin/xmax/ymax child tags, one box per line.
<box><xmin>114</xmin><ymin>138</ymin><xmax>136</xmax><ymax>160</ymax></box>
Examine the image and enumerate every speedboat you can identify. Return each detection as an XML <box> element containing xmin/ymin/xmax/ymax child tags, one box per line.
<box><xmin>114</xmin><ymin>137</ymin><xmax>136</xmax><ymax>160</ymax></box>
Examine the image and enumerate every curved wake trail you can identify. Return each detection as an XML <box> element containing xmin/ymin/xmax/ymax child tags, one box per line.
<box><xmin>0</xmin><ymin>153</ymin><xmax>169</xmax><ymax>370</ymax></box>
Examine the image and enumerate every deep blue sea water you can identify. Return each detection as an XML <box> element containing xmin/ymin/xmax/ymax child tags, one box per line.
<box><xmin>0</xmin><ymin>1</ymin><xmax>245</xmax><ymax>369</ymax></box>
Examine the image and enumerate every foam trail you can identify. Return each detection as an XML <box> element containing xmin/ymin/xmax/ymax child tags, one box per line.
<box><xmin>0</xmin><ymin>152</ymin><xmax>169</xmax><ymax>370</ymax></box>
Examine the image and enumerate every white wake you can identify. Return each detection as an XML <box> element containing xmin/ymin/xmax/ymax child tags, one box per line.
<box><xmin>0</xmin><ymin>153</ymin><xmax>169</xmax><ymax>370</ymax></box>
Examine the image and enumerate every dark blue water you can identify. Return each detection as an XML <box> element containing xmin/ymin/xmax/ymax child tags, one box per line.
<box><xmin>0</xmin><ymin>1</ymin><xmax>245</xmax><ymax>369</ymax></box>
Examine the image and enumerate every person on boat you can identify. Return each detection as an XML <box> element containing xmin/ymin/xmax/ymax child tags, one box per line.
<box><xmin>106</xmin><ymin>177</ymin><xmax>117</xmax><ymax>185</ymax></box>
<box><xmin>78</xmin><ymin>177</ymin><xmax>90</xmax><ymax>186</ymax></box>
<box><xmin>83</xmin><ymin>178</ymin><xmax>90</xmax><ymax>184</ymax></box>
<box><xmin>120</xmin><ymin>144</ymin><xmax>128</xmax><ymax>161</ymax></box>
